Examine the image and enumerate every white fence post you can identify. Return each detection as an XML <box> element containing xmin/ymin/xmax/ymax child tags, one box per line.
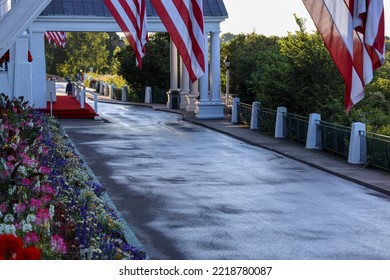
<box><xmin>348</xmin><ymin>122</ymin><xmax>366</xmax><ymax>164</ymax></box>
<box><xmin>122</xmin><ymin>86</ymin><xmax>128</xmax><ymax>102</ymax></box>
<box><xmin>250</xmin><ymin>101</ymin><xmax>260</xmax><ymax>130</ymax></box>
<box><xmin>231</xmin><ymin>97</ymin><xmax>240</xmax><ymax>123</ymax></box>
<box><xmin>145</xmin><ymin>86</ymin><xmax>152</xmax><ymax>103</ymax></box>
<box><xmin>306</xmin><ymin>113</ymin><xmax>321</xmax><ymax>149</ymax></box>
<box><xmin>93</xmin><ymin>93</ymin><xmax>98</xmax><ymax>113</ymax></box>
<box><xmin>80</xmin><ymin>90</ymin><xmax>85</xmax><ymax>108</ymax></box>
<box><xmin>274</xmin><ymin>106</ymin><xmax>287</xmax><ymax>138</ymax></box>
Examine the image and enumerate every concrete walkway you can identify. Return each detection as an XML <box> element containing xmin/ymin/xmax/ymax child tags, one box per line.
<box><xmin>90</xmin><ymin>95</ymin><xmax>390</xmax><ymax>196</ymax></box>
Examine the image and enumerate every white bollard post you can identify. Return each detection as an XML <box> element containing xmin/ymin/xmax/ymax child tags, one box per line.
<box><xmin>110</xmin><ymin>84</ymin><xmax>115</xmax><ymax>99</ymax></box>
<box><xmin>306</xmin><ymin>113</ymin><xmax>321</xmax><ymax>149</ymax></box>
<box><xmin>80</xmin><ymin>90</ymin><xmax>85</xmax><ymax>109</ymax></box>
<box><xmin>122</xmin><ymin>86</ymin><xmax>128</xmax><ymax>102</ymax></box>
<box><xmin>274</xmin><ymin>106</ymin><xmax>287</xmax><ymax>138</ymax></box>
<box><xmin>145</xmin><ymin>86</ymin><xmax>152</xmax><ymax>103</ymax></box>
<box><xmin>93</xmin><ymin>93</ymin><xmax>98</xmax><ymax>114</ymax></box>
<box><xmin>348</xmin><ymin>122</ymin><xmax>366</xmax><ymax>164</ymax></box>
<box><xmin>250</xmin><ymin>102</ymin><xmax>260</xmax><ymax>130</ymax></box>
<box><xmin>231</xmin><ymin>97</ymin><xmax>240</xmax><ymax>123</ymax></box>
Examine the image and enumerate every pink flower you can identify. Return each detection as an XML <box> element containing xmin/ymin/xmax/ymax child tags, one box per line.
<box><xmin>21</xmin><ymin>178</ymin><xmax>31</xmax><ymax>186</ymax></box>
<box><xmin>30</xmin><ymin>198</ymin><xmax>41</xmax><ymax>209</ymax></box>
<box><xmin>24</xmin><ymin>232</ymin><xmax>39</xmax><ymax>245</ymax></box>
<box><xmin>41</xmin><ymin>146</ymin><xmax>49</xmax><ymax>156</ymax></box>
<box><xmin>50</xmin><ymin>235</ymin><xmax>66</xmax><ymax>254</ymax></box>
<box><xmin>39</xmin><ymin>166</ymin><xmax>51</xmax><ymax>175</ymax></box>
<box><xmin>13</xmin><ymin>203</ymin><xmax>26</xmax><ymax>214</ymax></box>
<box><xmin>5</xmin><ymin>161</ymin><xmax>15</xmax><ymax>170</ymax></box>
<box><xmin>7</xmin><ymin>155</ymin><xmax>15</xmax><ymax>161</ymax></box>
<box><xmin>41</xmin><ymin>195</ymin><xmax>52</xmax><ymax>204</ymax></box>
<box><xmin>1</xmin><ymin>170</ymin><xmax>9</xmax><ymax>179</ymax></box>
<box><xmin>41</xmin><ymin>184</ymin><xmax>55</xmax><ymax>195</ymax></box>
<box><xmin>0</xmin><ymin>203</ymin><xmax>7</xmax><ymax>213</ymax></box>
<box><xmin>35</xmin><ymin>208</ymin><xmax>50</xmax><ymax>225</ymax></box>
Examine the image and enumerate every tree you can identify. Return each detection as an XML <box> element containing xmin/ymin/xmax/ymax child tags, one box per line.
<box><xmin>250</xmin><ymin>16</ymin><xmax>344</xmax><ymax>119</ymax></box>
<box><xmin>221</xmin><ymin>32</ymin><xmax>280</xmax><ymax>104</ymax></box>
<box><xmin>45</xmin><ymin>32</ymin><xmax>111</xmax><ymax>78</ymax></box>
<box><xmin>114</xmin><ymin>32</ymin><xmax>170</xmax><ymax>91</ymax></box>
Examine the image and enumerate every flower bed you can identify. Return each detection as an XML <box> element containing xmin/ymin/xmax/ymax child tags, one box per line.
<box><xmin>0</xmin><ymin>93</ymin><xmax>146</xmax><ymax>260</ymax></box>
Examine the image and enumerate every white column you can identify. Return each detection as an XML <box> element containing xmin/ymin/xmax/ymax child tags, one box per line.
<box><xmin>13</xmin><ymin>31</ymin><xmax>32</xmax><ymax>103</ymax></box>
<box><xmin>196</xmin><ymin>31</ymin><xmax>224</xmax><ymax>119</ymax></box>
<box><xmin>179</xmin><ymin>57</ymin><xmax>190</xmax><ymax>109</ymax></box>
<box><xmin>170</xmin><ymin>39</ymin><xmax>178</xmax><ymax>91</ymax></box>
<box><xmin>210</xmin><ymin>31</ymin><xmax>222</xmax><ymax>103</ymax></box>
<box><xmin>29</xmin><ymin>29</ymin><xmax>47</xmax><ymax>108</ymax></box>
<box><xmin>198</xmin><ymin>32</ymin><xmax>209</xmax><ymax>103</ymax></box>
<box><xmin>167</xmin><ymin>39</ymin><xmax>179</xmax><ymax>109</ymax></box>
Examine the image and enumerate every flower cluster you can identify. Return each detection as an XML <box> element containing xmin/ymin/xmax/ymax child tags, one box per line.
<box><xmin>0</xmin><ymin>234</ymin><xmax>41</xmax><ymax>260</ymax></box>
<box><xmin>0</xmin><ymin>93</ymin><xmax>146</xmax><ymax>260</ymax></box>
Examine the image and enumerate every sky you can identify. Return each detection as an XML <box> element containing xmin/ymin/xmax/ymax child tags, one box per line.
<box><xmin>220</xmin><ymin>0</ymin><xmax>390</xmax><ymax>37</ymax></box>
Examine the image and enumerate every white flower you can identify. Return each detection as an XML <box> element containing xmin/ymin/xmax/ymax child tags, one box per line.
<box><xmin>22</xmin><ymin>221</ymin><xmax>32</xmax><ymax>233</ymax></box>
<box><xmin>0</xmin><ymin>223</ymin><xmax>16</xmax><ymax>235</ymax></box>
<box><xmin>49</xmin><ymin>204</ymin><xmax>55</xmax><ymax>219</ymax></box>
<box><xmin>4</xmin><ymin>214</ymin><xmax>14</xmax><ymax>223</ymax></box>
<box><xmin>8</xmin><ymin>186</ymin><xmax>16</xmax><ymax>195</ymax></box>
<box><xmin>26</xmin><ymin>214</ymin><xmax>35</xmax><ymax>223</ymax></box>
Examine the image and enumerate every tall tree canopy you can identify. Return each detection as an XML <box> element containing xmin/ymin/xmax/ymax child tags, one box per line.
<box><xmin>113</xmin><ymin>32</ymin><xmax>170</xmax><ymax>91</ymax></box>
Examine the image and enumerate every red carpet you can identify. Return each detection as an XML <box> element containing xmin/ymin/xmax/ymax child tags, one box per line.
<box><xmin>43</xmin><ymin>95</ymin><xmax>97</xmax><ymax>119</ymax></box>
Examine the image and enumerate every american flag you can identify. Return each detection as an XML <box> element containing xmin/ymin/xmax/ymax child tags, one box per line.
<box><xmin>150</xmin><ymin>0</ymin><xmax>206</xmax><ymax>82</ymax></box>
<box><xmin>45</xmin><ymin>31</ymin><xmax>67</xmax><ymax>48</ymax></box>
<box><xmin>103</xmin><ymin>0</ymin><xmax>147</xmax><ymax>68</ymax></box>
<box><xmin>302</xmin><ymin>0</ymin><xmax>385</xmax><ymax>111</ymax></box>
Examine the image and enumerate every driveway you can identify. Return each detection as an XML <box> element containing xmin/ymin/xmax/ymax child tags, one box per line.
<box><xmin>60</xmin><ymin>102</ymin><xmax>390</xmax><ymax>260</ymax></box>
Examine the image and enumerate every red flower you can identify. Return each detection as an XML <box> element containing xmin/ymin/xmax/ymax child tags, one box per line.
<box><xmin>0</xmin><ymin>234</ymin><xmax>41</xmax><ymax>260</ymax></box>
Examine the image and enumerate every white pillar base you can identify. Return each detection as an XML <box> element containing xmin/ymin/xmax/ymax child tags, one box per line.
<box><xmin>195</xmin><ymin>102</ymin><xmax>225</xmax><ymax>119</ymax></box>
<box><xmin>185</xmin><ymin>94</ymin><xmax>198</xmax><ymax>112</ymax></box>
<box><xmin>179</xmin><ymin>91</ymin><xmax>188</xmax><ymax>109</ymax></box>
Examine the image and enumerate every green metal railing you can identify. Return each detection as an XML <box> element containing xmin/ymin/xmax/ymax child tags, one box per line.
<box><xmin>283</xmin><ymin>113</ymin><xmax>309</xmax><ymax>144</ymax></box>
<box><xmin>257</xmin><ymin>108</ymin><xmax>277</xmax><ymax>136</ymax></box>
<box><xmin>237</xmin><ymin>102</ymin><xmax>252</xmax><ymax>126</ymax></box>
<box><xmin>361</xmin><ymin>131</ymin><xmax>390</xmax><ymax>171</ymax></box>
<box><xmin>318</xmin><ymin>121</ymin><xmax>351</xmax><ymax>159</ymax></box>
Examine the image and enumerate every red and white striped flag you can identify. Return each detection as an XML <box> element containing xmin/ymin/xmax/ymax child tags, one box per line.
<box><xmin>45</xmin><ymin>32</ymin><xmax>67</xmax><ymax>48</ymax></box>
<box><xmin>104</xmin><ymin>0</ymin><xmax>147</xmax><ymax>68</ymax></box>
<box><xmin>150</xmin><ymin>0</ymin><xmax>206</xmax><ymax>82</ymax></box>
<box><xmin>302</xmin><ymin>0</ymin><xmax>385</xmax><ymax>111</ymax></box>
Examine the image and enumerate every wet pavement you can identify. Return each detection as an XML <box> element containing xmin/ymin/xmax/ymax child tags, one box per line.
<box><xmin>60</xmin><ymin>102</ymin><xmax>390</xmax><ymax>260</ymax></box>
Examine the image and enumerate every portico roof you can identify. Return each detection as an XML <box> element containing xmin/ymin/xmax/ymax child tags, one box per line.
<box><xmin>40</xmin><ymin>0</ymin><xmax>228</xmax><ymax>18</ymax></box>
<box><xmin>34</xmin><ymin>0</ymin><xmax>228</xmax><ymax>32</ymax></box>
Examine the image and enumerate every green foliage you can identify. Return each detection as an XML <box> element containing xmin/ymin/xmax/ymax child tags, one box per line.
<box><xmin>114</xmin><ymin>32</ymin><xmax>170</xmax><ymax>92</ymax></box>
<box><xmin>46</xmin><ymin>32</ymin><xmax>117</xmax><ymax>78</ymax></box>
<box><xmin>250</xmin><ymin>16</ymin><xmax>344</xmax><ymax>117</ymax></box>
<box><xmin>224</xmin><ymin>17</ymin><xmax>390</xmax><ymax>135</ymax></box>
<box><xmin>221</xmin><ymin>32</ymin><xmax>280</xmax><ymax>103</ymax></box>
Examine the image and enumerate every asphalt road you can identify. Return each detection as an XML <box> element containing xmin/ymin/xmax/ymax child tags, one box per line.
<box><xmin>60</xmin><ymin>102</ymin><xmax>390</xmax><ymax>260</ymax></box>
